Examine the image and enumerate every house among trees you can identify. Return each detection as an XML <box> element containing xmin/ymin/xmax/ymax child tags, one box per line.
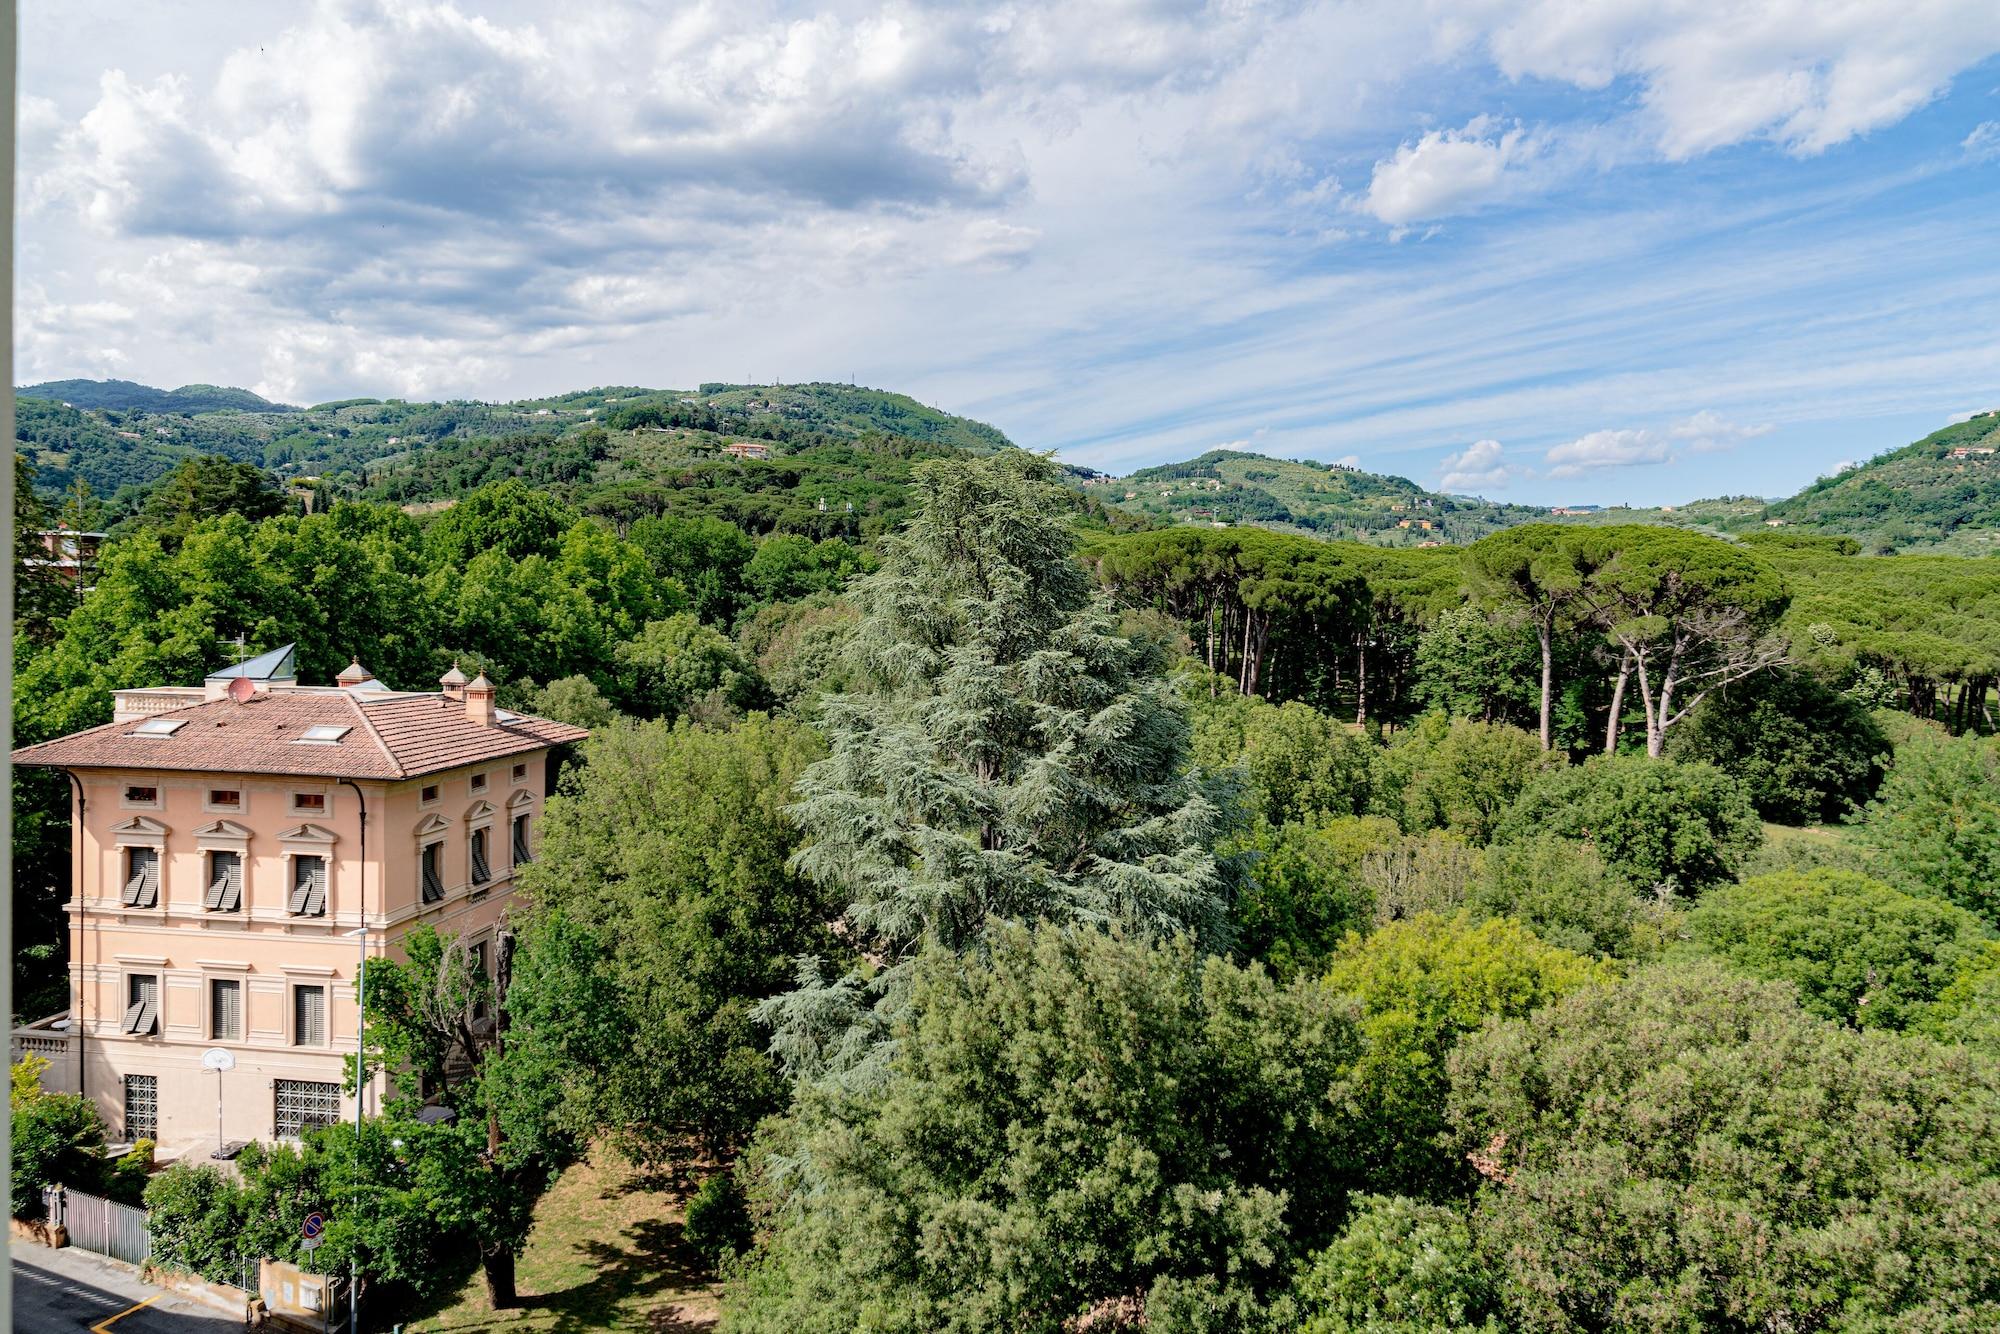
<box><xmin>27</xmin><ymin>525</ymin><xmax>106</xmax><ymax>585</ymax></box>
<box><xmin>9</xmin><ymin>646</ymin><xmax>587</xmax><ymax>1157</ymax></box>
<box><xmin>724</xmin><ymin>441</ymin><xmax>772</xmax><ymax>460</ymax></box>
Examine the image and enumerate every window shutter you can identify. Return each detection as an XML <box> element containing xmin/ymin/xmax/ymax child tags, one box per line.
<box><xmin>289</xmin><ymin>856</ymin><xmax>327</xmax><ymax>916</ymax></box>
<box><xmin>295</xmin><ymin>986</ymin><xmax>326</xmax><ymax>1045</ymax></box>
<box><xmin>471</xmin><ymin>830</ymin><xmax>491</xmax><ymax>884</ymax></box>
<box><xmin>512</xmin><ymin>814</ymin><xmax>530</xmax><ymax>865</ymax></box>
<box><xmin>421</xmin><ymin>844</ymin><xmax>444</xmax><ymax>903</ymax></box>
<box><xmin>123</xmin><ymin>848</ymin><xmax>159</xmax><ymax>908</ymax></box>
<box><xmin>205</xmin><ymin>851</ymin><xmax>242</xmax><ymax>912</ymax></box>
<box><xmin>123</xmin><ymin>975</ymin><xmax>158</xmax><ymax>1035</ymax></box>
<box><xmin>213</xmin><ymin>979</ymin><xmax>242</xmax><ymax>1040</ymax></box>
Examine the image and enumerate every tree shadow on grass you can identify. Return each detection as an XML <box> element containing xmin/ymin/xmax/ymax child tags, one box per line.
<box><xmin>515</xmin><ymin>1215</ymin><xmax>719</xmax><ymax>1334</ymax></box>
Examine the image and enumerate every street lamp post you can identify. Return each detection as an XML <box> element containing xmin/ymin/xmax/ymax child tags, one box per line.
<box><xmin>339</xmin><ymin>777</ymin><xmax>369</xmax><ymax>1334</ymax></box>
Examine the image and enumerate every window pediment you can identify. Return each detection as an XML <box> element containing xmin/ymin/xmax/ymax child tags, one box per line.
<box><xmin>193</xmin><ymin>818</ymin><xmax>254</xmax><ymax>844</ymax></box>
<box><xmin>414</xmin><ymin>813</ymin><xmax>452</xmax><ymax>837</ymax></box>
<box><xmin>505</xmin><ymin>788</ymin><xmax>535</xmax><ymax>810</ymax></box>
<box><xmin>464</xmin><ymin>799</ymin><xmax>496</xmax><ymax>823</ymax></box>
<box><xmin>109</xmin><ymin>815</ymin><xmax>169</xmax><ymax>843</ymax></box>
<box><xmin>278</xmin><ymin>822</ymin><xmax>338</xmax><ymax>846</ymax></box>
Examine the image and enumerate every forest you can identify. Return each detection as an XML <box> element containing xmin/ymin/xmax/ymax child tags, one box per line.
<box><xmin>12</xmin><ymin>432</ymin><xmax>2000</xmax><ymax>1330</ymax></box>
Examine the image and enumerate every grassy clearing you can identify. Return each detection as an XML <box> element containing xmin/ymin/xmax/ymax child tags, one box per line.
<box><xmin>407</xmin><ymin>1148</ymin><xmax>722</xmax><ymax>1333</ymax></box>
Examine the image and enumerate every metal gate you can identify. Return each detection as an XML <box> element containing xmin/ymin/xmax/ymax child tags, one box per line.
<box><xmin>44</xmin><ymin>1186</ymin><xmax>151</xmax><ymax>1265</ymax></box>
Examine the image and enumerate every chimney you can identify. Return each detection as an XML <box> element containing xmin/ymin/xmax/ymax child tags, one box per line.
<box><xmin>440</xmin><ymin>663</ymin><xmax>468</xmax><ymax>702</ymax></box>
<box><xmin>336</xmin><ymin>658</ymin><xmax>373</xmax><ymax>687</ymax></box>
<box><xmin>465</xmin><ymin>671</ymin><xmax>496</xmax><ymax>727</ymax></box>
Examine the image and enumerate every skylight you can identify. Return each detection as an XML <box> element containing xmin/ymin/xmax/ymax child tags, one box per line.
<box><xmin>295</xmin><ymin>725</ymin><xmax>353</xmax><ymax>745</ymax></box>
<box><xmin>130</xmin><ymin>718</ymin><xmax>189</xmax><ymax>738</ymax></box>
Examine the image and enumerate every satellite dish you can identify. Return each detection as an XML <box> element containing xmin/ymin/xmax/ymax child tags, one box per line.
<box><xmin>201</xmin><ymin>1047</ymin><xmax>236</xmax><ymax>1072</ymax></box>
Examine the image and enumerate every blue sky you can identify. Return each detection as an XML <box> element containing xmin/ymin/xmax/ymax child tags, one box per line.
<box><xmin>16</xmin><ymin>1</ymin><xmax>2000</xmax><ymax>505</ymax></box>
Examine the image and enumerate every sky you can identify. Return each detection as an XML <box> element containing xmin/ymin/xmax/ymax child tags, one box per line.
<box><xmin>15</xmin><ymin>0</ymin><xmax>2000</xmax><ymax>506</ymax></box>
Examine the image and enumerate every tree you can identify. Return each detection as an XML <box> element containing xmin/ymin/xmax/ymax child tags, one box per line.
<box><xmin>743</xmin><ymin>533</ymin><xmax>866</xmax><ymax>605</ymax></box>
<box><xmin>1496</xmin><ymin>753</ymin><xmax>1761</xmax><ymax>894</ymax></box>
<box><xmin>1322</xmin><ymin>913</ymin><xmax>1611</xmax><ymax>1198</ymax></box>
<box><xmin>13</xmin><ymin>454</ymin><xmax>75</xmax><ymax>645</ymax></box>
<box><xmin>1683</xmin><ymin>870</ymin><xmax>1993</xmax><ymax>1029</ymax></box>
<box><xmin>119</xmin><ymin>455</ymin><xmax>289</xmax><ymax>545</ymax></box>
<box><xmin>725</xmin><ymin>924</ymin><xmax>1359</xmax><ymax>1333</ymax></box>
<box><xmin>1920</xmin><ymin>941</ymin><xmax>2000</xmax><ymax>1055</ymax></box>
<box><xmin>1369</xmin><ymin>714</ymin><xmax>1556</xmax><ymax>846</ymax></box>
<box><xmin>423</xmin><ymin>478</ymin><xmax>579</xmax><ymax>566</ymax></box>
<box><xmin>630</xmin><ymin>512</ymin><xmax>757</xmax><ymax>623</ymax></box>
<box><xmin>518</xmin><ymin>716</ymin><xmax>839</xmax><ymax>1161</ymax></box>
<box><xmin>1861</xmin><ymin>730</ymin><xmax>2000</xmax><ymax>927</ymax></box>
<box><xmin>612</xmin><ymin>613</ymin><xmax>766</xmax><ymax>721</ymax></box>
<box><xmin>1448</xmin><ymin>961</ymin><xmax>2000</xmax><ymax>1328</ymax></box>
<box><xmin>1463</xmin><ymin>525</ymin><xmax>1585</xmax><ymax>750</ymax></box>
<box><xmin>1570</xmin><ymin>527</ymin><xmax>1789</xmax><ymax>757</ymax></box>
<box><xmin>759</xmin><ymin>453</ymin><xmax>1227</xmax><ymax>1083</ymax></box>
<box><xmin>1666</xmin><ymin>668</ymin><xmax>1889</xmax><ymax>823</ymax></box>
<box><xmin>1409</xmin><ymin>605</ymin><xmax>1542</xmax><ymax>732</ymax></box>
<box><xmin>1225</xmin><ymin>820</ymin><xmax>1375</xmax><ymax>979</ymax></box>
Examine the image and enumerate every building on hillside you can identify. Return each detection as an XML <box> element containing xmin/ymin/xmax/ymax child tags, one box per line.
<box><xmin>27</xmin><ymin>527</ymin><xmax>107</xmax><ymax>587</ymax></box>
<box><xmin>1948</xmin><ymin>446</ymin><xmax>1995</xmax><ymax>459</ymax></box>
<box><xmin>1550</xmin><ymin>505</ymin><xmax>1603</xmax><ymax>516</ymax></box>
<box><xmin>9</xmin><ymin>647</ymin><xmax>588</xmax><ymax>1160</ymax></box>
<box><xmin>723</xmin><ymin>441</ymin><xmax>771</xmax><ymax>460</ymax></box>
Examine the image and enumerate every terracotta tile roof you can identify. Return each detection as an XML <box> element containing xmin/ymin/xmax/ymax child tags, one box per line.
<box><xmin>11</xmin><ymin>689</ymin><xmax>589</xmax><ymax>781</ymax></box>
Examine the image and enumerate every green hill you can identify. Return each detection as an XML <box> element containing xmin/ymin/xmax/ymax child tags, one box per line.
<box><xmin>19</xmin><ymin>378</ymin><xmax>293</xmax><ymax>414</ymax></box>
<box><xmin>1099</xmin><ymin>449</ymin><xmax>1545</xmax><ymax>546</ymax></box>
<box><xmin>1756</xmin><ymin>412</ymin><xmax>2000</xmax><ymax>553</ymax></box>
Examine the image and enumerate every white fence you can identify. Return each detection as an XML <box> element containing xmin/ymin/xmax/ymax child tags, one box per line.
<box><xmin>43</xmin><ymin>1185</ymin><xmax>151</xmax><ymax>1266</ymax></box>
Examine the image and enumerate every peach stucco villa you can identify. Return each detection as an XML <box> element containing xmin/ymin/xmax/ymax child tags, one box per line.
<box><xmin>10</xmin><ymin>645</ymin><xmax>587</xmax><ymax>1160</ymax></box>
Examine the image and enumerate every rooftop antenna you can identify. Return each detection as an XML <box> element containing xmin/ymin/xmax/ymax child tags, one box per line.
<box><xmin>230</xmin><ymin>633</ymin><xmax>249</xmax><ymax>665</ymax></box>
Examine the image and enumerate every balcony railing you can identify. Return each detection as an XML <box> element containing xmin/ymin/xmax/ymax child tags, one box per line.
<box><xmin>10</xmin><ymin>1013</ymin><xmax>80</xmax><ymax>1092</ymax></box>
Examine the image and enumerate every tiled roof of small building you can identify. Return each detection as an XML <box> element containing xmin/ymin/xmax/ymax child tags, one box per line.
<box><xmin>11</xmin><ymin>688</ymin><xmax>589</xmax><ymax>780</ymax></box>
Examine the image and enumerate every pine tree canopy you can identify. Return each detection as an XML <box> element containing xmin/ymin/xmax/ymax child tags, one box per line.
<box><xmin>759</xmin><ymin>452</ymin><xmax>1227</xmax><ymax>1084</ymax></box>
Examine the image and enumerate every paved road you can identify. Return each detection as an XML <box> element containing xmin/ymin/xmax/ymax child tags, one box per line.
<box><xmin>11</xmin><ymin>1242</ymin><xmax>241</xmax><ymax>1333</ymax></box>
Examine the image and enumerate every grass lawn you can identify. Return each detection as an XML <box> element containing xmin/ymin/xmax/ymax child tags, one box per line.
<box><xmin>407</xmin><ymin>1148</ymin><xmax>723</xmax><ymax>1333</ymax></box>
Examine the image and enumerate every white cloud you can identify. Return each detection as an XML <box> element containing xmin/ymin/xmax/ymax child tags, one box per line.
<box><xmin>1544</xmin><ymin>427</ymin><xmax>1672</xmax><ymax>478</ymax></box>
<box><xmin>1670</xmin><ymin>409</ymin><xmax>1774</xmax><ymax>453</ymax></box>
<box><xmin>1362</xmin><ymin>118</ymin><xmax>1539</xmax><ymax>224</ymax></box>
<box><xmin>1439</xmin><ymin>438</ymin><xmax>1513</xmax><ymax>491</ymax></box>
<box><xmin>1967</xmin><ymin>122</ymin><xmax>2000</xmax><ymax>161</ymax></box>
<box><xmin>1949</xmin><ymin>407</ymin><xmax>1998</xmax><ymax>424</ymax></box>
<box><xmin>1333</xmin><ymin>453</ymin><xmax>1362</xmax><ymax>468</ymax></box>
<box><xmin>1477</xmin><ymin>0</ymin><xmax>2000</xmax><ymax>159</ymax></box>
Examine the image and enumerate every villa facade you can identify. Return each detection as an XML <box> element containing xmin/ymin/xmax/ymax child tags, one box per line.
<box><xmin>10</xmin><ymin>647</ymin><xmax>587</xmax><ymax>1160</ymax></box>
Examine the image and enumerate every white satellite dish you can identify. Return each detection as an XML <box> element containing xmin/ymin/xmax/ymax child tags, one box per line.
<box><xmin>201</xmin><ymin>1047</ymin><xmax>236</xmax><ymax>1072</ymax></box>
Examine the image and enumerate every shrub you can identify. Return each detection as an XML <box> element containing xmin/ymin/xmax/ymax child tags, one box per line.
<box><xmin>1448</xmin><ymin>961</ymin><xmax>2000</xmax><ymax>1328</ymax></box>
<box><xmin>1666</xmin><ymin>669</ymin><xmax>1889</xmax><ymax>823</ymax></box>
<box><xmin>1862</xmin><ymin>731</ymin><xmax>2000</xmax><ymax>926</ymax></box>
<box><xmin>10</xmin><ymin>1055</ymin><xmax>109</xmax><ymax>1219</ymax></box>
<box><xmin>1919</xmin><ymin>941</ymin><xmax>2000</xmax><ymax>1056</ymax></box>
<box><xmin>1226</xmin><ymin>821</ymin><xmax>1375</xmax><ymax>979</ymax></box>
<box><xmin>144</xmin><ymin>1163</ymin><xmax>251</xmax><ymax>1282</ymax></box>
<box><xmin>1357</xmin><ymin>832</ymin><xmax>1482</xmax><ymax>926</ymax></box>
<box><xmin>683</xmin><ymin>1171</ymin><xmax>753</xmax><ymax>1267</ymax></box>
<box><xmin>1189</xmin><ymin>687</ymin><xmax>1373</xmax><ymax>826</ymax></box>
<box><xmin>1683</xmin><ymin>870</ymin><xmax>1992</xmax><ymax>1029</ymax></box>
<box><xmin>1294</xmin><ymin>1195</ymin><xmax>1501</xmax><ymax>1333</ymax></box>
<box><xmin>1323</xmin><ymin>913</ymin><xmax>1613</xmax><ymax>1198</ymax></box>
<box><xmin>1471</xmin><ymin>834</ymin><xmax>1662</xmax><ymax>960</ymax></box>
<box><xmin>1370</xmin><ymin>715</ymin><xmax>1556</xmax><ymax>846</ymax></box>
<box><xmin>1495</xmin><ymin>753</ymin><xmax>1760</xmax><ymax>893</ymax></box>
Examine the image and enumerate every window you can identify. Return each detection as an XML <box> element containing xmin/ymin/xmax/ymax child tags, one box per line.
<box><xmin>471</xmin><ymin>941</ymin><xmax>489</xmax><ymax>1020</ymax></box>
<box><xmin>294</xmin><ymin>985</ymin><xmax>327</xmax><ymax>1046</ymax></box>
<box><xmin>122</xmin><ymin>974</ymin><xmax>158</xmax><ymax>1036</ymax></box>
<box><xmin>211</xmin><ymin>979</ymin><xmax>242</xmax><ymax>1041</ymax></box>
<box><xmin>469</xmin><ymin>772</ymin><xmax>488</xmax><ymax>793</ymax></box>
<box><xmin>292</xmin><ymin>792</ymin><xmax>326</xmax><ymax>813</ymax></box>
<box><xmin>122</xmin><ymin>847</ymin><xmax>160</xmax><ymax>909</ymax></box>
<box><xmin>470</xmin><ymin>828</ymin><xmax>491</xmax><ymax>886</ymax></box>
<box><xmin>124</xmin><ymin>785</ymin><xmax>158</xmax><ymax>805</ymax></box>
<box><xmin>289</xmin><ymin>856</ymin><xmax>327</xmax><ymax>916</ymax></box>
<box><xmin>295</xmin><ymin>724</ymin><xmax>352</xmax><ymax>745</ymax></box>
<box><xmin>511</xmin><ymin>762</ymin><xmax>528</xmax><ymax>783</ymax></box>
<box><xmin>274</xmin><ymin>1080</ymin><xmax>340</xmax><ymax>1138</ymax></box>
<box><xmin>420</xmin><ymin>784</ymin><xmax>439</xmax><ymax>804</ymax></box>
<box><xmin>421</xmin><ymin>842</ymin><xmax>444</xmax><ymax>904</ymax></box>
<box><xmin>511</xmin><ymin>813</ymin><xmax>531</xmax><ymax>866</ymax></box>
<box><xmin>208</xmin><ymin>789</ymin><xmax>241</xmax><ymax>809</ymax></box>
<box><xmin>205</xmin><ymin>850</ymin><xmax>243</xmax><ymax>912</ymax></box>
<box><xmin>131</xmin><ymin>717</ymin><xmax>188</xmax><ymax>738</ymax></box>
<box><xmin>124</xmin><ymin>1075</ymin><xmax>158</xmax><ymax>1141</ymax></box>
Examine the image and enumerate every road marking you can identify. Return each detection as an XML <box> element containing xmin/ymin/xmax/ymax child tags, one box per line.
<box><xmin>90</xmin><ymin>1293</ymin><xmax>163</xmax><ymax>1334</ymax></box>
